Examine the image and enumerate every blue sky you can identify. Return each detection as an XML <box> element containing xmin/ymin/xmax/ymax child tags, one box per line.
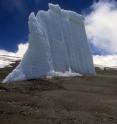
<box><xmin>0</xmin><ymin>0</ymin><xmax>98</xmax><ymax>51</ymax></box>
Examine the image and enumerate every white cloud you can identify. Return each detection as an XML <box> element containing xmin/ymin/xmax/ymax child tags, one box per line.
<box><xmin>93</xmin><ymin>55</ymin><xmax>117</xmax><ymax>67</ymax></box>
<box><xmin>85</xmin><ymin>0</ymin><xmax>117</xmax><ymax>67</ymax></box>
<box><xmin>0</xmin><ymin>43</ymin><xmax>28</xmax><ymax>68</ymax></box>
<box><xmin>15</xmin><ymin>43</ymin><xmax>29</xmax><ymax>57</ymax></box>
<box><xmin>85</xmin><ymin>0</ymin><xmax>117</xmax><ymax>54</ymax></box>
<box><xmin>0</xmin><ymin>43</ymin><xmax>28</xmax><ymax>57</ymax></box>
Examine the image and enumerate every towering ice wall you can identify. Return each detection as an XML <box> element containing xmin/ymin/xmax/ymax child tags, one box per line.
<box><xmin>3</xmin><ymin>3</ymin><xmax>95</xmax><ymax>83</ymax></box>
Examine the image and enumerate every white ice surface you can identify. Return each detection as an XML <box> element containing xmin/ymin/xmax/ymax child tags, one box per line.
<box><xmin>47</xmin><ymin>71</ymin><xmax>82</xmax><ymax>79</ymax></box>
<box><xmin>3</xmin><ymin>3</ymin><xmax>95</xmax><ymax>83</ymax></box>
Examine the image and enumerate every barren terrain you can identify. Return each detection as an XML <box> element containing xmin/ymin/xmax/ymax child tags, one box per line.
<box><xmin>0</xmin><ymin>63</ymin><xmax>117</xmax><ymax>124</ymax></box>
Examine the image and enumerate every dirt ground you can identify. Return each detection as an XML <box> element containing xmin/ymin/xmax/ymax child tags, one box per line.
<box><xmin>0</xmin><ymin>64</ymin><xmax>117</xmax><ymax>124</ymax></box>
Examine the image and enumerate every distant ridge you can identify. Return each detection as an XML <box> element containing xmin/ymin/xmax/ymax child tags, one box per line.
<box><xmin>0</xmin><ymin>55</ymin><xmax>21</xmax><ymax>68</ymax></box>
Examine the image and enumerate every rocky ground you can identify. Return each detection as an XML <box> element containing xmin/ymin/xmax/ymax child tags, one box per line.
<box><xmin>0</xmin><ymin>62</ymin><xmax>117</xmax><ymax>124</ymax></box>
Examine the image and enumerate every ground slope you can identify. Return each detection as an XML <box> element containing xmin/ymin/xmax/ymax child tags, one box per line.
<box><xmin>0</xmin><ymin>63</ymin><xmax>117</xmax><ymax>124</ymax></box>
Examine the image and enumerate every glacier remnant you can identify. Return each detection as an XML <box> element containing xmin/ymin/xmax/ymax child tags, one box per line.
<box><xmin>3</xmin><ymin>3</ymin><xmax>95</xmax><ymax>83</ymax></box>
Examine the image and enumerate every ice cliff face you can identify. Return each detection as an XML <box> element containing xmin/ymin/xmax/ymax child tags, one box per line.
<box><xmin>3</xmin><ymin>3</ymin><xmax>95</xmax><ymax>83</ymax></box>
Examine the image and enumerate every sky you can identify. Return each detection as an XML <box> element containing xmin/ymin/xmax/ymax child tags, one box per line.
<box><xmin>0</xmin><ymin>0</ymin><xmax>96</xmax><ymax>51</ymax></box>
<box><xmin>0</xmin><ymin>0</ymin><xmax>117</xmax><ymax>68</ymax></box>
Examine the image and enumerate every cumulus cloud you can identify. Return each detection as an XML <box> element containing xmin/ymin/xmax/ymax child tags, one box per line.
<box><xmin>0</xmin><ymin>43</ymin><xmax>28</xmax><ymax>57</ymax></box>
<box><xmin>93</xmin><ymin>55</ymin><xmax>117</xmax><ymax>67</ymax></box>
<box><xmin>85</xmin><ymin>0</ymin><xmax>117</xmax><ymax>67</ymax></box>
<box><xmin>0</xmin><ymin>43</ymin><xmax>28</xmax><ymax>68</ymax></box>
<box><xmin>15</xmin><ymin>43</ymin><xmax>29</xmax><ymax>57</ymax></box>
<box><xmin>85</xmin><ymin>0</ymin><xmax>117</xmax><ymax>54</ymax></box>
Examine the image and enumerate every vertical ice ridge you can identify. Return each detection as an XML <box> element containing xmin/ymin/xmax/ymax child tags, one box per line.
<box><xmin>2</xmin><ymin>3</ymin><xmax>95</xmax><ymax>83</ymax></box>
